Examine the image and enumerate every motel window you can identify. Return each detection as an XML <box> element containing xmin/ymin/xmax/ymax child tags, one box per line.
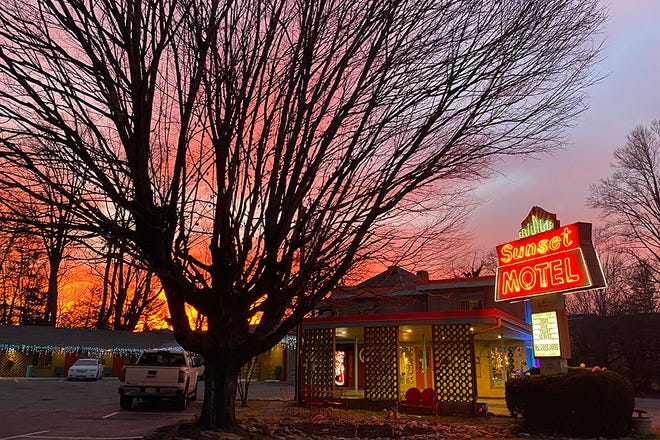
<box><xmin>31</xmin><ymin>352</ymin><xmax>52</xmax><ymax>367</ymax></box>
<box><xmin>460</xmin><ymin>300</ymin><xmax>483</xmax><ymax>311</ymax></box>
<box><xmin>489</xmin><ymin>346</ymin><xmax>526</xmax><ymax>387</ymax></box>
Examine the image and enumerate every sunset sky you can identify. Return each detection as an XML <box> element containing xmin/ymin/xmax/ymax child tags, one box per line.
<box><xmin>468</xmin><ymin>0</ymin><xmax>660</xmax><ymax>251</ymax></box>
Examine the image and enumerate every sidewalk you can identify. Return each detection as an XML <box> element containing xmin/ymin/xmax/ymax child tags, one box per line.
<box><xmin>238</xmin><ymin>380</ymin><xmax>292</xmax><ymax>401</ymax></box>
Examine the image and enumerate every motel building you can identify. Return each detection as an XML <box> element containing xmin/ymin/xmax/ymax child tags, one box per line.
<box><xmin>298</xmin><ymin>266</ymin><xmax>535</xmax><ymax>414</ymax></box>
<box><xmin>297</xmin><ymin>207</ymin><xmax>606</xmax><ymax>414</ymax></box>
<box><xmin>0</xmin><ymin>325</ymin><xmax>181</xmax><ymax>378</ymax></box>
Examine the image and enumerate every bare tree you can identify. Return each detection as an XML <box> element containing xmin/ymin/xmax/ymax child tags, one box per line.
<box><xmin>94</xmin><ymin>246</ymin><xmax>165</xmax><ymax>331</ymax></box>
<box><xmin>236</xmin><ymin>356</ymin><xmax>258</xmax><ymax>407</ymax></box>
<box><xmin>624</xmin><ymin>259</ymin><xmax>658</xmax><ymax>314</ymax></box>
<box><xmin>567</xmin><ymin>250</ymin><xmax>628</xmax><ymax>316</ymax></box>
<box><xmin>0</xmin><ymin>0</ymin><xmax>604</xmax><ymax>430</ymax></box>
<box><xmin>16</xmin><ymin>193</ymin><xmax>75</xmax><ymax>326</ymax></box>
<box><xmin>57</xmin><ymin>286</ymin><xmax>99</xmax><ymax>328</ymax></box>
<box><xmin>0</xmin><ymin>229</ymin><xmax>48</xmax><ymax>325</ymax></box>
<box><xmin>589</xmin><ymin>120</ymin><xmax>660</xmax><ymax>289</ymax></box>
<box><xmin>567</xmin><ymin>229</ymin><xmax>658</xmax><ymax>316</ymax></box>
<box><xmin>451</xmin><ymin>249</ymin><xmax>498</xmax><ymax>278</ymax></box>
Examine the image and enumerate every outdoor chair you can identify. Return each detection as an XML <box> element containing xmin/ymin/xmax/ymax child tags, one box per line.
<box><xmin>279</xmin><ymin>386</ymin><xmax>299</xmax><ymax>416</ymax></box>
<box><xmin>420</xmin><ymin>387</ymin><xmax>439</xmax><ymax>416</ymax></box>
<box><xmin>397</xmin><ymin>387</ymin><xmax>438</xmax><ymax>417</ymax></box>
<box><xmin>324</xmin><ymin>388</ymin><xmax>347</xmax><ymax>419</ymax></box>
<box><xmin>398</xmin><ymin>387</ymin><xmax>422</xmax><ymax>408</ymax></box>
<box><xmin>299</xmin><ymin>384</ymin><xmax>325</xmax><ymax>415</ymax></box>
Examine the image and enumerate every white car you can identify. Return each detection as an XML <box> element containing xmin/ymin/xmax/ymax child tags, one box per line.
<box><xmin>67</xmin><ymin>358</ymin><xmax>104</xmax><ymax>381</ymax></box>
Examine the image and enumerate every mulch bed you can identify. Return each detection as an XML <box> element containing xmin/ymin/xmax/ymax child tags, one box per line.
<box><xmin>147</xmin><ymin>400</ymin><xmax>525</xmax><ymax>439</ymax></box>
<box><xmin>280</xmin><ymin>420</ymin><xmax>437</xmax><ymax>438</ymax></box>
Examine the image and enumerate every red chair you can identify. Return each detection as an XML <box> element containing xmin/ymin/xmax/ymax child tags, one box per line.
<box><xmin>403</xmin><ymin>387</ymin><xmax>422</xmax><ymax>405</ymax></box>
<box><xmin>397</xmin><ymin>387</ymin><xmax>422</xmax><ymax>413</ymax></box>
<box><xmin>420</xmin><ymin>388</ymin><xmax>439</xmax><ymax>416</ymax></box>
<box><xmin>398</xmin><ymin>387</ymin><xmax>438</xmax><ymax>417</ymax></box>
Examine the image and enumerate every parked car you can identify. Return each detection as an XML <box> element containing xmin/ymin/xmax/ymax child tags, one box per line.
<box><xmin>67</xmin><ymin>358</ymin><xmax>104</xmax><ymax>381</ymax></box>
<box><xmin>118</xmin><ymin>349</ymin><xmax>199</xmax><ymax>410</ymax></box>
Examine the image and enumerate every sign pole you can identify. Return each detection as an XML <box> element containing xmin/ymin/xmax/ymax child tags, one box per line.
<box><xmin>529</xmin><ymin>293</ymin><xmax>571</xmax><ymax>375</ymax></box>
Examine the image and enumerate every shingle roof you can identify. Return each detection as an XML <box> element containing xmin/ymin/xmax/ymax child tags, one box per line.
<box><xmin>354</xmin><ymin>266</ymin><xmax>418</xmax><ymax>289</ymax></box>
<box><xmin>0</xmin><ymin>325</ymin><xmax>180</xmax><ymax>351</ymax></box>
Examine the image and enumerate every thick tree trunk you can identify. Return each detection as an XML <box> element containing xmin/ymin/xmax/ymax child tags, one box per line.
<box><xmin>199</xmin><ymin>356</ymin><xmax>240</xmax><ymax>430</ymax></box>
<box><xmin>44</xmin><ymin>256</ymin><xmax>60</xmax><ymax>326</ymax></box>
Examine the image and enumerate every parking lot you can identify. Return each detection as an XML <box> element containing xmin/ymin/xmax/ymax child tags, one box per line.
<box><xmin>0</xmin><ymin>377</ymin><xmax>203</xmax><ymax>439</ymax></box>
<box><xmin>1</xmin><ymin>377</ymin><xmax>657</xmax><ymax>439</ymax></box>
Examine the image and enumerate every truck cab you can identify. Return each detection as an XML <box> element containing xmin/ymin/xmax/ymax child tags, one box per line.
<box><xmin>118</xmin><ymin>349</ymin><xmax>200</xmax><ymax>410</ymax></box>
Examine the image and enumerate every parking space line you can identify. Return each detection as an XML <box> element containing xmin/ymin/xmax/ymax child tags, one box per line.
<box><xmin>102</xmin><ymin>411</ymin><xmax>182</xmax><ymax>418</ymax></box>
<box><xmin>0</xmin><ymin>431</ymin><xmax>48</xmax><ymax>440</ymax></box>
<box><xmin>17</xmin><ymin>436</ymin><xmax>141</xmax><ymax>440</ymax></box>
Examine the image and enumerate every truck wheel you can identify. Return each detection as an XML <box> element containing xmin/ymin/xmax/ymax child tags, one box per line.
<box><xmin>176</xmin><ymin>392</ymin><xmax>187</xmax><ymax>410</ymax></box>
<box><xmin>176</xmin><ymin>382</ymin><xmax>188</xmax><ymax>410</ymax></box>
<box><xmin>190</xmin><ymin>381</ymin><xmax>198</xmax><ymax>401</ymax></box>
<box><xmin>120</xmin><ymin>395</ymin><xmax>133</xmax><ymax>410</ymax></box>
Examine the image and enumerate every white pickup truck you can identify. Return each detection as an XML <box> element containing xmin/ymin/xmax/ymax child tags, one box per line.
<box><xmin>118</xmin><ymin>349</ymin><xmax>202</xmax><ymax>410</ymax></box>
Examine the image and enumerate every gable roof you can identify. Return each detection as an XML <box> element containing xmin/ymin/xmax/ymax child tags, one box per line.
<box><xmin>331</xmin><ymin>266</ymin><xmax>494</xmax><ymax>300</ymax></box>
<box><xmin>0</xmin><ymin>325</ymin><xmax>180</xmax><ymax>353</ymax></box>
<box><xmin>354</xmin><ymin>266</ymin><xmax>418</xmax><ymax>289</ymax></box>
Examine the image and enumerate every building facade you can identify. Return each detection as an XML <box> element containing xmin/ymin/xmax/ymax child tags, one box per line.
<box><xmin>299</xmin><ymin>267</ymin><xmax>534</xmax><ymax>412</ymax></box>
<box><xmin>0</xmin><ymin>325</ymin><xmax>180</xmax><ymax>378</ymax></box>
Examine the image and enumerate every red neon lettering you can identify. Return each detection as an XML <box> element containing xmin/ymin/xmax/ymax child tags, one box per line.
<box><xmin>519</xmin><ymin>266</ymin><xmax>536</xmax><ymax>290</ymax></box>
<box><xmin>498</xmin><ymin>224</ymin><xmax>580</xmax><ymax>265</ymax></box>
<box><xmin>502</xmin><ymin>270</ymin><xmax>520</xmax><ymax>294</ymax></box>
<box><xmin>496</xmin><ymin>248</ymin><xmax>591</xmax><ymax>300</ymax></box>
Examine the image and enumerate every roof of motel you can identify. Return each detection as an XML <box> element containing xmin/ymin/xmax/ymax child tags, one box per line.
<box><xmin>302</xmin><ymin>308</ymin><xmax>532</xmax><ymax>341</ymax></box>
<box><xmin>330</xmin><ymin>266</ymin><xmax>496</xmax><ymax>299</ymax></box>
<box><xmin>0</xmin><ymin>325</ymin><xmax>180</xmax><ymax>351</ymax></box>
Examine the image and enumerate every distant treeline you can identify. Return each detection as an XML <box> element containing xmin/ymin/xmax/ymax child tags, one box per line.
<box><xmin>569</xmin><ymin>313</ymin><xmax>660</xmax><ymax>394</ymax></box>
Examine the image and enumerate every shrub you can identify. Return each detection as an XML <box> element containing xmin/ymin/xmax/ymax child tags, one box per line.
<box><xmin>506</xmin><ymin>368</ymin><xmax>634</xmax><ymax>437</ymax></box>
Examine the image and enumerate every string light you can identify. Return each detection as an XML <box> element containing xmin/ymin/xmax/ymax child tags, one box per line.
<box><xmin>0</xmin><ymin>336</ymin><xmax>296</xmax><ymax>354</ymax></box>
<box><xmin>0</xmin><ymin>343</ymin><xmax>181</xmax><ymax>355</ymax></box>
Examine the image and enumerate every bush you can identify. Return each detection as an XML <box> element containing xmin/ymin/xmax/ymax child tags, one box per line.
<box><xmin>506</xmin><ymin>368</ymin><xmax>634</xmax><ymax>437</ymax></box>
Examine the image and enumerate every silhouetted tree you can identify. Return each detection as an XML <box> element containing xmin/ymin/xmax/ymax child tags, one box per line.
<box><xmin>94</xmin><ymin>243</ymin><xmax>165</xmax><ymax>331</ymax></box>
<box><xmin>0</xmin><ymin>0</ymin><xmax>604</xmax><ymax>430</ymax></box>
<box><xmin>625</xmin><ymin>259</ymin><xmax>658</xmax><ymax>314</ymax></box>
<box><xmin>568</xmin><ymin>248</ymin><xmax>629</xmax><ymax>316</ymax></box>
<box><xmin>0</xmin><ymin>165</ymin><xmax>85</xmax><ymax>325</ymax></box>
<box><xmin>0</xmin><ymin>231</ymin><xmax>48</xmax><ymax>325</ymax></box>
<box><xmin>589</xmin><ymin>120</ymin><xmax>660</xmax><ymax>312</ymax></box>
<box><xmin>452</xmin><ymin>249</ymin><xmax>498</xmax><ymax>278</ymax></box>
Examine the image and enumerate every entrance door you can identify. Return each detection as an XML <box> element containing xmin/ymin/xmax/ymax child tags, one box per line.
<box><xmin>64</xmin><ymin>352</ymin><xmax>77</xmax><ymax>376</ymax></box>
<box><xmin>414</xmin><ymin>346</ymin><xmax>433</xmax><ymax>389</ymax></box>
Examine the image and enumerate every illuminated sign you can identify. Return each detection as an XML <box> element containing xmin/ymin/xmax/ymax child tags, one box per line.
<box><xmin>334</xmin><ymin>351</ymin><xmax>345</xmax><ymax>386</ymax></box>
<box><xmin>495</xmin><ymin>222</ymin><xmax>606</xmax><ymax>301</ymax></box>
<box><xmin>519</xmin><ymin>206</ymin><xmax>559</xmax><ymax>238</ymax></box>
<box><xmin>531</xmin><ymin>311</ymin><xmax>561</xmax><ymax>357</ymax></box>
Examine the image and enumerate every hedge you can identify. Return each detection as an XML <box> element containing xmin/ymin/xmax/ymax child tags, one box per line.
<box><xmin>506</xmin><ymin>367</ymin><xmax>634</xmax><ymax>437</ymax></box>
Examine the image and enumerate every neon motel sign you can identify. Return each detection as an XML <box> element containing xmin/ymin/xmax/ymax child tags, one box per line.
<box><xmin>495</xmin><ymin>222</ymin><xmax>606</xmax><ymax>302</ymax></box>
